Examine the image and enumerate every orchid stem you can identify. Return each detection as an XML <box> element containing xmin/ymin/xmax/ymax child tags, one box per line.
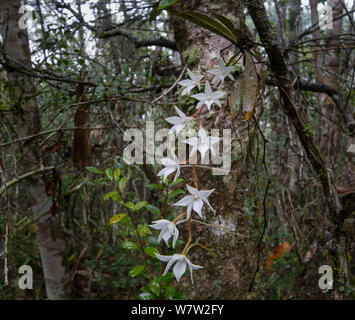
<box><xmin>173</xmin><ymin>212</ymin><xmax>187</xmax><ymax>225</ymax></box>
<box><xmin>186</xmin><ymin>243</ymin><xmax>216</xmax><ymax>257</ymax></box>
<box><xmin>192</xmin><ymin>164</ymin><xmax>199</xmax><ymax>189</ymax></box>
<box><xmin>182</xmin><ymin>218</ymin><xmax>192</xmax><ymax>254</ymax></box>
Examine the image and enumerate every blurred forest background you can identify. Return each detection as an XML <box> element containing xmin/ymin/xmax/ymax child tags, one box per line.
<box><xmin>0</xmin><ymin>0</ymin><xmax>354</xmax><ymax>300</ymax></box>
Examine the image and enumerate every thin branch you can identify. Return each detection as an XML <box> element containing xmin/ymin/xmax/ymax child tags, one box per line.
<box><xmin>265</xmin><ymin>77</ymin><xmax>355</xmax><ymax>133</ymax></box>
<box><xmin>0</xmin><ymin>126</ymin><xmax>114</xmax><ymax>148</ymax></box>
<box><xmin>150</xmin><ymin>64</ymin><xmax>187</xmax><ymax>104</ymax></box>
<box><xmin>0</xmin><ymin>166</ymin><xmax>55</xmax><ymax>196</ymax></box>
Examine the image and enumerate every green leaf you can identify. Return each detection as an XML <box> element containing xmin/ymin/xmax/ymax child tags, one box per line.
<box><xmin>119</xmin><ymin>177</ymin><xmax>127</xmax><ymax>192</ymax></box>
<box><xmin>145</xmin><ymin>204</ymin><xmax>161</xmax><ymax>215</ymax></box>
<box><xmin>170</xmin><ymin>10</ymin><xmax>238</xmax><ymax>45</ymax></box>
<box><xmin>159</xmin><ymin>0</ymin><xmax>180</xmax><ymax>10</ymax></box>
<box><xmin>85</xmin><ymin>166</ymin><xmax>103</xmax><ymax>174</ymax></box>
<box><xmin>134</xmin><ymin>201</ymin><xmax>147</xmax><ymax>211</ymax></box>
<box><xmin>144</xmin><ymin>246</ymin><xmax>159</xmax><ymax>257</ymax></box>
<box><xmin>129</xmin><ymin>265</ymin><xmax>145</xmax><ymax>277</ymax></box>
<box><xmin>165</xmin><ymin>285</ymin><xmax>175</xmax><ymax>299</ymax></box>
<box><xmin>103</xmin><ymin>191</ymin><xmax>123</xmax><ymax>203</ymax></box>
<box><xmin>149</xmin><ymin>279</ymin><xmax>161</xmax><ymax>296</ymax></box>
<box><xmin>121</xmin><ymin>241</ymin><xmax>139</xmax><ymax>250</ymax></box>
<box><xmin>169</xmin><ymin>178</ymin><xmax>184</xmax><ymax>188</ymax></box>
<box><xmin>125</xmin><ymin>201</ymin><xmax>147</xmax><ymax>212</ymax></box>
<box><xmin>167</xmin><ymin>189</ymin><xmax>185</xmax><ymax>203</ymax></box>
<box><xmin>174</xmin><ymin>292</ymin><xmax>186</xmax><ymax>299</ymax></box>
<box><xmin>125</xmin><ymin>202</ymin><xmax>136</xmax><ymax>210</ymax></box>
<box><xmin>155</xmin><ymin>273</ymin><xmax>174</xmax><ymax>283</ymax></box>
<box><xmin>109</xmin><ymin>213</ymin><xmax>126</xmax><ymax>225</ymax></box>
<box><xmin>137</xmin><ymin>223</ymin><xmax>150</xmax><ymax>237</ymax></box>
<box><xmin>114</xmin><ymin>168</ymin><xmax>121</xmax><ymax>180</ymax></box>
<box><xmin>138</xmin><ymin>292</ymin><xmax>155</xmax><ymax>300</ymax></box>
<box><xmin>211</xmin><ymin>11</ymin><xmax>241</xmax><ymax>38</ymax></box>
<box><xmin>118</xmin><ymin>215</ymin><xmax>134</xmax><ymax>228</ymax></box>
<box><xmin>105</xmin><ymin>168</ymin><xmax>113</xmax><ymax>180</ymax></box>
<box><xmin>148</xmin><ymin>183</ymin><xmax>164</xmax><ymax>190</ymax></box>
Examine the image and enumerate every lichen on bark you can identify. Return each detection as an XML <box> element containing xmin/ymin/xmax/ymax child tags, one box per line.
<box><xmin>181</xmin><ymin>46</ymin><xmax>202</xmax><ymax>68</ymax></box>
<box><xmin>170</xmin><ymin>0</ymin><xmax>265</xmax><ymax>299</ymax></box>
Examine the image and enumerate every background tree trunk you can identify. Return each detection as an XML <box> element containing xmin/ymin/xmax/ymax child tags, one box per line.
<box><xmin>318</xmin><ymin>0</ymin><xmax>343</xmax><ymax>170</ymax></box>
<box><xmin>0</xmin><ymin>0</ymin><xmax>68</xmax><ymax>299</ymax></box>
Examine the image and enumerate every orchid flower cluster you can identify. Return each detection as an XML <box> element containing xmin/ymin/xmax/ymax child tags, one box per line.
<box><xmin>150</xmin><ymin>55</ymin><xmax>233</xmax><ymax>284</ymax></box>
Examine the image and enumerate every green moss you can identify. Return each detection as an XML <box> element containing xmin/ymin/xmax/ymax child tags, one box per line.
<box><xmin>181</xmin><ymin>46</ymin><xmax>202</xmax><ymax>68</ymax></box>
<box><xmin>303</xmin><ymin>124</ymin><xmax>313</xmax><ymax>138</ymax></box>
<box><xmin>231</xmin><ymin>64</ymin><xmax>243</xmax><ymax>78</ymax></box>
<box><xmin>226</xmin><ymin>14</ymin><xmax>240</xmax><ymax>24</ymax></box>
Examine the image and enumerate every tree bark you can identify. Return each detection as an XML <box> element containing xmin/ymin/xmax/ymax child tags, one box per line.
<box><xmin>0</xmin><ymin>0</ymin><xmax>68</xmax><ymax>299</ymax></box>
<box><xmin>96</xmin><ymin>0</ymin><xmax>121</xmax><ymax>74</ymax></box>
<box><xmin>244</xmin><ymin>0</ymin><xmax>349</xmax><ymax>291</ymax></box>
<box><xmin>171</xmin><ymin>0</ymin><xmax>264</xmax><ymax>298</ymax></box>
<box><xmin>318</xmin><ymin>0</ymin><xmax>343</xmax><ymax>170</ymax></box>
<box><xmin>286</xmin><ymin>0</ymin><xmax>302</xmax><ymax>194</ymax></box>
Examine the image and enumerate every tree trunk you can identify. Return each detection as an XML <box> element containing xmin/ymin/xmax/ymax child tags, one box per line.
<box><xmin>318</xmin><ymin>0</ymin><xmax>343</xmax><ymax>170</ymax></box>
<box><xmin>73</xmin><ymin>80</ymin><xmax>91</xmax><ymax>170</ymax></box>
<box><xmin>96</xmin><ymin>0</ymin><xmax>121</xmax><ymax>74</ymax></box>
<box><xmin>244</xmin><ymin>0</ymin><xmax>348</xmax><ymax>292</ymax></box>
<box><xmin>171</xmin><ymin>0</ymin><xmax>264</xmax><ymax>298</ymax></box>
<box><xmin>286</xmin><ymin>0</ymin><xmax>302</xmax><ymax>194</ymax></box>
<box><xmin>0</xmin><ymin>0</ymin><xmax>68</xmax><ymax>299</ymax></box>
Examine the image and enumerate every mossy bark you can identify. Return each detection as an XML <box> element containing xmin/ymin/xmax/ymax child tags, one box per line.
<box><xmin>0</xmin><ymin>0</ymin><xmax>68</xmax><ymax>299</ymax></box>
<box><xmin>170</xmin><ymin>0</ymin><xmax>264</xmax><ymax>299</ymax></box>
<box><xmin>244</xmin><ymin>0</ymin><xmax>350</xmax><ymax>293</ymax></box>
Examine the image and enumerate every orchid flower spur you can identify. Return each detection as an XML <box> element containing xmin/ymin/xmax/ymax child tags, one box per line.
<box><xmin>208</xmin><ymin>55</ymin><xmax>235</xmax><ymax>84</ymax></box>
<box><xmin>155</xmin><ymin>253</ymin><xmax>203</xmax><ymax>283</ymax></box>
<box><xmin>149</xmin><ymin>219</ymin><xmax>179</xmax><ymax>248</ymax></box>
<box><xmin>183</xmin><ymin>126</ymin><xmax>221</xmax><ymax>160</ymax></box>
<box><xmin>157</xmin><ymin>153</ymin><xmax>180</xmax><ymax>182</ymax></box>
<box><xmin>165</xmin><ymin>106</ymin><xmax>193</xmax><ymax>136</ymax></box>
<box><xmin>174</xmin><ymin>184</ymin><xmax>215</xmax><ymax>219</ymax></box>
<box><xmin>191</xmin><ymin>81</ymin><xmax>225</xmax><ymax>111</ymax></box>
<box><xmin>178</xmin><ymin>68</ymin><xmax>204</xmax><ymax>96</ymax></box>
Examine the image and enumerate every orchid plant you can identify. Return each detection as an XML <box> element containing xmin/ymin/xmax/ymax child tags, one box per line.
<box><xmin>178</xmin><ymin>68</ymin><xmax>204</xmax><ymax>96</ymax></box>
<box><xmin>149</xmin><ymin>55</ymin><xmax>233</xmax><ymax>284</ymax></box>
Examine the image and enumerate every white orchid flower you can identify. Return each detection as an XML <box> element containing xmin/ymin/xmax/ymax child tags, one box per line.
<box><xmin>155</xmin><ymin>253</ymin><xmax>203</xmax><ymax>283</ymax></box>
<box><xmin>174</xmin><ymin>184</ymin><xmax>215</xmax><ymax>219</ymax></box>
<box><xmin>157</xmin><ymin>153</ymin><xmax>180</xmax><ymax>182</ymax></box>
<box><xmin>191</xmin><ymin>81</ymin><xmax>225</xmax><ymax>111</ymax></box>
<box><xmin>208</xmin><ymin>55</ymin><xmax>235</xmax><ymax>84</ymax></box>
<box><xmin>149</xmin><ymin>219</ymin><xmax>179</xmax><ymax>248</ymax></box>
<box><xmin>165</xmin><ymin>106</ymin><xmax>194</xmax><ymax>136</ymax></box>
<box><xmin>183</xmin><ymin>126</ymin><xmax>221</xmax><ymax>160</ymax></box>
<box><xmin>178</xmin><ymin>68</ymin><xmax>204</xmax><ymax>96</ymax></box>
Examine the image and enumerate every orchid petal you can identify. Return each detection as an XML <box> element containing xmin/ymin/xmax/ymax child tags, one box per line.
<box><xmin>186</xmin><ymin>184</ymin><xmax>198</xmax><ymax>195</ymax></box>
<box><xmin>172</xmin><ymin>227</ymin><xmax>179</xmax><ymax>248</ymax></box>
<box><xmin>165</xmin><ymin>116</ymin><xmax>181</xmax><ymax>125</ymax></box>
<box><xmin>163</xmin><ymin>257</ymin><xmax>177</xmax><ymax>275</ymax></box>
<box><xmin>173</xmin><ymin>259</ymin><xmax>187</xmax><ymax>282</ymax></box>
<box><xmin>192</xmin><ymin>198</ymin><xmax>204</xmax><ymax>218</ymax></box>
<box><xmin>155</xmin><ymin>253</ymin><xmax>172</xmax><ymax>262</ymax></box>
<box><xmin>186</xmin><ymin>203</ymin><xmax>193</xmax><ymax>219</ymax></box>
<box><xmin>173</xmin><ymin>167</ymin><xmax>180</xmax><ymax>181</ymax></box>
<box><xmin>191</xmin><ymin>93</ymin><xmax>206</xmax><ymax>101</ymax></box>
<box><xmin>205</xmin><ymin>81</ymin><xmax>213</xmax><ymax>96</ymax></box>
<box><xmin>174</xmin><ymin>195</ymin><xmax>194</xmax><ymax>207</ymax></box>
<box><xmin>185</xmin><ymin>257</ymin><xmax>204</xmax><ymax>284</ymax></box>
<box><xmin>198</xmin><ymin>143</ymin><xmax>209</xmax><ymax>160</ymax></box>
<box><xmin>178</xmin><ymin>79</ymin><xmax>193</xmax><ymax>87</ymax></box>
